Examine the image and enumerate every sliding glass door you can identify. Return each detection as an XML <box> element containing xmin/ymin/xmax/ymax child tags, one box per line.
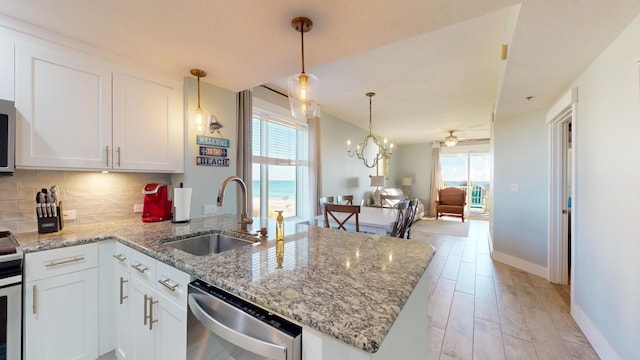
<box><xmin>440</xmin><ymin>151</ymin><xmax>490</xmax><ymax>215</ymax></box>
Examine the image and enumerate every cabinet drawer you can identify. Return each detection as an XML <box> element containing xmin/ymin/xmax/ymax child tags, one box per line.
<box><xmin>113</xmin><ymin>241</ymin><xmax>131</xmax><ymax>270</ymax></box>
<box><xmin>129</xmin><ymin>247</ymin><xmax>156</xmax><ymax>286</ymax></box>
<box><xmin>25</xmin><ymin>243</ymin><xmax>98</xmax><ymax>282</ymax></box>
<box><xmin>155</xmin><ymin>261</ymin><xmax>190</xmax><ymax>308</ymax></box>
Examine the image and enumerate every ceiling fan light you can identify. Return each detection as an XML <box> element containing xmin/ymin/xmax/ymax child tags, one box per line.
<box><xmin>445</xmin><ymin>130</ymin><xmax>458</xmax><ymax>147</ymax></box>
<box><xmin>288</xmin><ymin>72</ymin><xmax>319</xmax><ymax>119</ymax></box>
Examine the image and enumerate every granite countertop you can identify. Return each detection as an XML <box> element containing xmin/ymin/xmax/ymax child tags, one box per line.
<box><xmin>15</xmin><ymin>215</ymin><xmax>435</xmax><ymax>353</ymax></box>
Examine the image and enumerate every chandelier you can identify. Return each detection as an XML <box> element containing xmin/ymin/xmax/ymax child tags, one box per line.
<box><xmin>347</xmin><ymin>92</ymin><xmax>393</xmax><ymax>168</ymax></box>
<box><xmin>287</xmin><ymin>17</ymin><xmax>319</xmax><ymax>120</ymax></box>
<box><xmin>444</xmin><ymin>130</ymin><xmax>458</xmax><ymax>147</ymax></box>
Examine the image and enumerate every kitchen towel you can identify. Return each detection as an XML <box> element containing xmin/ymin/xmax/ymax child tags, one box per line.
<box><xmin>173</xmin><ymin>187</ymin><xmax>192</xmax><ymax>222</ymax></box>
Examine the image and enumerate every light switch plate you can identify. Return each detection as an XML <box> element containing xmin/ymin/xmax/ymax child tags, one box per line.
<box><xmin>510</xmin><ymin>184</ymin><xmax>520</xmax><ymax>192</ymax></box>
<box><xmin>203</xmin><ymin>204</ymin><xmax>217</xmax><ymax>215</ymax></box>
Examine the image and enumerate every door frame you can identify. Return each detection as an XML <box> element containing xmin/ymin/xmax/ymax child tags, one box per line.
<box><xmin>547</xmin><ymin>87</ymin><xmax>577</xmax><ymax>290</ymax></box>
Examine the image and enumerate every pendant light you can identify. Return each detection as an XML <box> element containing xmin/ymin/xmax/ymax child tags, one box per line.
<box><xmin>346</xmin><ymin>92</ymin><xmax>393</xmax><ymax>168</ymax></box>
<box><xmin>191</xmin><ymin>69</ymin><xmax>207</xmax><ymax>132</ymax></box>
<box><xmin>444</xmin><ymin>130</ymin><xmax>458</xmax><ymax>147</ymax></box>
<box><xmin>288</xmin><ymin>17</ymin><xmax>319</xmax><ymax>120</ymax></box>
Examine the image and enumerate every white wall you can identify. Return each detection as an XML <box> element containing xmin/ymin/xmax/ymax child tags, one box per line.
<box><xmin>493</xmin><ymin>109</ymin><xmax>548</xmax><ymax>268</ymax></box>
<box><xmin>565</xmin><ymin>13</ymin><xmax>640</xmax><ymax>359</ymax></box>
<box><xmin>182</xmin><ymin>77</ymin><xmax>238</xmax><ymax>218</ymax></box>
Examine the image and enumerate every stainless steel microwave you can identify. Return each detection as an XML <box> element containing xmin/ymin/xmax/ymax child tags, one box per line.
<box><xmin>0</xmin><ymin>99</ymin><xmax>15</xmax><ymax>175</ymax></box>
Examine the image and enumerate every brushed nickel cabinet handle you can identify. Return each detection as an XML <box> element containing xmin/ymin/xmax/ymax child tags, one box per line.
<box><xmin>131</xmin><ymin>263</ymin><xmax>148</xmax><ymax>274</ymax></box>
<box><xmin>149</xmin><ymin>296</ymin><xmax>158</xmax><ymax>331</ymax></box>
<box><xmin>144</xmin><ymin>293</ymin><xmax>150</xmax><ymax>325</ymax></box>
<box><xmin>112</xmin><ymin>253</ymin><xmax>127</xmax><ymax>262</ymax></box>
<box><xmin>119</xmin><ymin>277</ymin><xmax>128</xmax><ymax>305</ymax></box>
<box><xmin>33</xmin><ymin>285</ymin><xmax>38</xmax><ymax>315</ymax></box>
<box><xmin>116</xmin><ymin>147</ymin><xmax>121</xmax><ymax>167</ymax></box>
<box><xmin>106</xmin><ymin>145</ymin><xmax>110</xmax><ymax>167</ymax></box>
<box><xmin>158</xmin><ymin>278</ymin><xmax>179</xmax><ymax>292</ymax></box>
<box><xmin>45</xmin><ymin>256</ymin><xmax>85</xmax><ymax>268</ymax></box>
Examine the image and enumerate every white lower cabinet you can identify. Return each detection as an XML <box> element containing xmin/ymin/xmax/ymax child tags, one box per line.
<box><xmin>24</xmin><ymin>241</ymin><xmax>188</xmax><ymax>360</ymax></box>
<box><xmin>117</xmin><ymin>244</ymin><xmax>188</xmax><ymax>360</ymax></box>
<box><xmin>24</xmin><ymin>243</ymin><xmax>99</xmax><ymax>360</ymax></box>
<box><xmin>130</xmin><ymin>278</ymin><xmax>187</xmax><ymax>360</ymax></box>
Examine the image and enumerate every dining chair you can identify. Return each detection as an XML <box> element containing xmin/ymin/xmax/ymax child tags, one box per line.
<box><xmin>336</xmin><ymin>195</ymin><xmax>354</xmax><ymax>205</ymax></box>
<box><xmin>389</xmin><ymin>200</ymin><xmax>410</xmax><ymax>238</ymax></box>
<box><xmin>323</xmin><ymin>204</ymin><xmax>360</xmax><ymax>232</ymax></box>
<box><xmin>318</xmin><ymin>196</ymin><xmax>335</xmax><ymax>214</ymax></box>
<box><xmin>401</xmin><ymin>198</ymin><xmax>420</xmax><ymax>239</ymax></box>
<box><xmin>380</xmin><ymin>194</ymin><xmax>406</xmax><ymax>208</ymax></box>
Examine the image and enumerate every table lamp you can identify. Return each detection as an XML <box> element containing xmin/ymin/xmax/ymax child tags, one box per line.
<box><xmin>400</xmin><ymin>177</ymin><xmax>413</xmax><ymax>197</ymax></box>
<box><xmin>370</xmin><ymin>176</ymin><xmax>385</xmax><ymax>206</ymax></box>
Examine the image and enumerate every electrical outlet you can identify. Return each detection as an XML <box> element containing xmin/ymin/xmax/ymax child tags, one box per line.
<box><xmin>203</xmin><ymin>204</ymin><xmax>217</xmax><ymax>215</ymax></box>
<box><xmin>133</xmin><ymin>204</ymin><xmax>144</xmax><ymax>213</ymax></box>
<box><xmin>63</xmin><ymin>210</ymin><xmax>77</xmax><ymax>220</ymax></box>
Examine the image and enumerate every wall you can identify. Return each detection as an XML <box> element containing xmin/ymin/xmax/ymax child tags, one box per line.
<box><xmin>393</xmin><ymin>143</ymin><xmax>432</xmax><ymax>204</ymax></box>
<box><xmin>182</xmin><ymin>77</ymin><xmax>238</xmax><ymax>219</ymax></box>
<box><xmin>0</xmin><ymin>170</ymin><xmax>170</xmax><ymax>232</ymax></box>
<box><xmin>318</xmin><ymin>110</ymin><xmax>377</xmax><ymax>206</ymax></box>
<box><xmin>492</xmin><ymin>109</ymin><xmax>548</xmax><ymax>270</ymax></box>
<box><xmin>566</xmin><ymin>13</ymin><xmax>640</xmax><ymax>359</ymax></box>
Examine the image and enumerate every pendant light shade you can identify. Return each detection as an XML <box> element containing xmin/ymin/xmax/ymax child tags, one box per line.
<box><xmin>191</xmin><ymin>69</ymin><xmax>207</xmax><ymax>132</ymax></box>
<box><xmin>288</xmin><ymin>17</ymin><xmax>319</xmax><ymax>120</ymax></box>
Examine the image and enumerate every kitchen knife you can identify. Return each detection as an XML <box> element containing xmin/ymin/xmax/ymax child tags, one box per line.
<box><xmin>36</xmin><ymin>192</ymin><xmax>42</xmax><ymax>218</ymax></box>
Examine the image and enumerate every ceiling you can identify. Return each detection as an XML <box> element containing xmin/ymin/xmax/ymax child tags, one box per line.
<box><xmin>1</xmin><ymin>0</ymin><xmax>639</xmax><ymax>145</ymax></box>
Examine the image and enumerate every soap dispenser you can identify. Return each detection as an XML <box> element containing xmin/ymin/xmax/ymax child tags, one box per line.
<box><xmin>275</xmin><ymin>210</ymin><xmax>284</xmax><ymax>268</ymax></box>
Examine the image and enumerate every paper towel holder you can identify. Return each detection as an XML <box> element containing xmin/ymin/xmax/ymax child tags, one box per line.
<box><xmin>172</xmin><ymin>183</ymin><xmax>191</xmax><ymax>224</ymax></box>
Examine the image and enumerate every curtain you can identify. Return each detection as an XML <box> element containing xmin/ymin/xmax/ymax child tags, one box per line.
<box><xmin>237</xmin><ymin>89</ymin><xmax>253</xmax><ymax>216</ymax></box>
<box><xmin>308</xmin><ymin>115</ymin><xmax>321</xmax><ymax>217</ymax></box>
<box><xmin>427</xmin><ymin>141</ymin><xmax>443</xmax><ymax>218</ymax></box>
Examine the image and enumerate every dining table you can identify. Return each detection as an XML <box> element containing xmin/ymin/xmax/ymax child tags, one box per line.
<box><xmin>315</xmin><ymin>205</ymin><xmax>398</xmax><ymax>235</ymax></box>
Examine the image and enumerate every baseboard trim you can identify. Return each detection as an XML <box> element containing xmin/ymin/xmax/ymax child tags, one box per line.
<box><xmin>490</xmin><ymin>250</ymin><xmax>547</xmax><ymax>278</ymax></box>
<box><xmin>572</xmin><ymin>304</ymin><xmax>618</xmax><ymax>360</ymax></box>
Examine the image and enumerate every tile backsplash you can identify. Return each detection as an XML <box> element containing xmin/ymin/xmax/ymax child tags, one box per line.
<box><xmin>0</xmin><ymin>170</ymin><xmax>171</xmax><ymax>233</ymax></box>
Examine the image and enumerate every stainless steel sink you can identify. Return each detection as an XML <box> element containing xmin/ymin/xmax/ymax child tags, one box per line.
<box><xmin>166</xmin><ymin>233</ymin><xmax>256</xmax><ymax>256</ymax></box>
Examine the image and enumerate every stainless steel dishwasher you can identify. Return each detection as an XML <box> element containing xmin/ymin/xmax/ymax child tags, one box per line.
<box><xmin>187</xmin><ymin>280</ymin><xmax>302</xmax><ymax>360</ymax></box>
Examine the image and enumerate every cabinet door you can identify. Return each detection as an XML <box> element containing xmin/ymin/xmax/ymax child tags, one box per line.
<box><xmin>112</xmin><ymin>72</ymin><xmax>183</xmax><ymax>172</ymax></box>
<box><xmin>15</xmin><ymin>42</ymin><xmax>112</xmax><ymax>169</ymax></box>
<box><xmin>155</xmin><ymin>293</ymin><xmax>187</xmax><ymax>360</ymax></box>
<box><xmin>130</xmin><ymin>278</ymin><xmax>156</xmax><ymax>360</ymax></box>
<box><xmin>0</xmin><ymin>36</ymin><xmax>14</xmax><ymax>101</ymax></box>
<box><xmin>115</xmin><ymin>266</ymin><xmax>131</xmax><ymax>360</ymax></box>
<box><xmin>24</xmin><ymin>268</ymin><xmax>99</xmax><ymax>360</ymax></box>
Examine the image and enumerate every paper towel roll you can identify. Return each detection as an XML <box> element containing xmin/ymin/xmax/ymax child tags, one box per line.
<box><xmin>173</xmin><ymin>188</ymin><xmax>192</xmax><ymax>222</ymax></box>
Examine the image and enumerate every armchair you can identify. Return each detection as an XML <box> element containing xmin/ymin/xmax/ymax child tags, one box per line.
<box><xmin>436</xmin><ymin>187</ymin><xmax>466</xmax><ymax>222</ymax></box>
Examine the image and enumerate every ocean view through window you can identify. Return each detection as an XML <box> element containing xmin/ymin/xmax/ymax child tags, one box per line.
<box><xmin>252</xmin><ymin>109</ymin><xmax>308</xmax><ymax>223</ymax></box>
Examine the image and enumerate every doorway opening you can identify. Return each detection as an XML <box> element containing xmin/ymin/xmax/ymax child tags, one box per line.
<box><xmin>547</xmin><ymin>88</ymin><xmax>576</xmax><ymax>294</ymax></box>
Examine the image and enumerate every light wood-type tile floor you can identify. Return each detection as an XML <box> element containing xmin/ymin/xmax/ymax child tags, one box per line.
<box><xmin>412</xmin><ymin>219</ymin><xmax>600</xmax><ymax>360</ymax></box>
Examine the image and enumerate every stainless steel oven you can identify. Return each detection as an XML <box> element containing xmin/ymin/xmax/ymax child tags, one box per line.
<box><xmin>0</xmin><ymin>100</ymin><xmax>16</xmax><ymax>175</ymax></box>
<box><xmin>0</xmin><ymin>231</ymin><xmax>23</xmax><ymax>360</ymax></box>
<box><xmin>187</xmin><ymin>280</ymin><xmax>302</xmax><ymax>360</ymax></box>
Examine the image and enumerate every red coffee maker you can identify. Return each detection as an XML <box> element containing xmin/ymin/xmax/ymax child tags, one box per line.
<box><xmin>142</xmin><ymin>183</ymin><xmax>172</xmax><ymax>222</ymax></box>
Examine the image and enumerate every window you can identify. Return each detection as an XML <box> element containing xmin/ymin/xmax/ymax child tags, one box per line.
<box><xmin>252</xmin><ymin>110</ymin><xmax>309</xmax><ymax>223</ymax></box>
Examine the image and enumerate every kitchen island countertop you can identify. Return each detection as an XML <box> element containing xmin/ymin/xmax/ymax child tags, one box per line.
<box><xmin>15</xmin><ymin>215</ymin><xmax>435</xmax><ymax>354</ymax></box>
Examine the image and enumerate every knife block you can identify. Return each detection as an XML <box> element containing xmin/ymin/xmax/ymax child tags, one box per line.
<box><xmin>37</xmin><ymin>201</ymin><xmax>63</xmax><ymax>234</ymax></box>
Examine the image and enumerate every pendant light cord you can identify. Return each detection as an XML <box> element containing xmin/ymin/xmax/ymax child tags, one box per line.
<box><xmin>300</xmin><ymin>25</ymin><xmax>306</xmax><ymax>74</ymax></box>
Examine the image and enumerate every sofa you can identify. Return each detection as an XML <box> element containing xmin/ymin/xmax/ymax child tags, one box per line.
<box><xmin>363</xmin><ymin>188</ymin><xmax>425</xmax><ymax>221</ymax></box>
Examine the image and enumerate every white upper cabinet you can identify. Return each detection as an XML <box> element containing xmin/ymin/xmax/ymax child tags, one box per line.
<box><xmin>112</xmin><ymin>72</ymin><xmax>183</xmax><ymax>172</ymax></box>
<box><xmin>14</xmin><ymin>37</ymin><xmax>184</xmax><ymax>173</ymax></box>
<box><xmin>15</xmin><ymin>42</ymin><xmax>113</xmax><ymax>170</ymax></box>
<box><xmin>0</xmin><ymin>36</ymin><xmax>14</xmax><ymax>101</ymax></box>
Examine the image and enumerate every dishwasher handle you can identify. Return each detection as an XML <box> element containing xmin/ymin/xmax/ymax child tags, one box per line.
<box><xmin>188</xmin><ymin>294</ymin><xmax>288</xmax><ymax>360</ymax></box>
